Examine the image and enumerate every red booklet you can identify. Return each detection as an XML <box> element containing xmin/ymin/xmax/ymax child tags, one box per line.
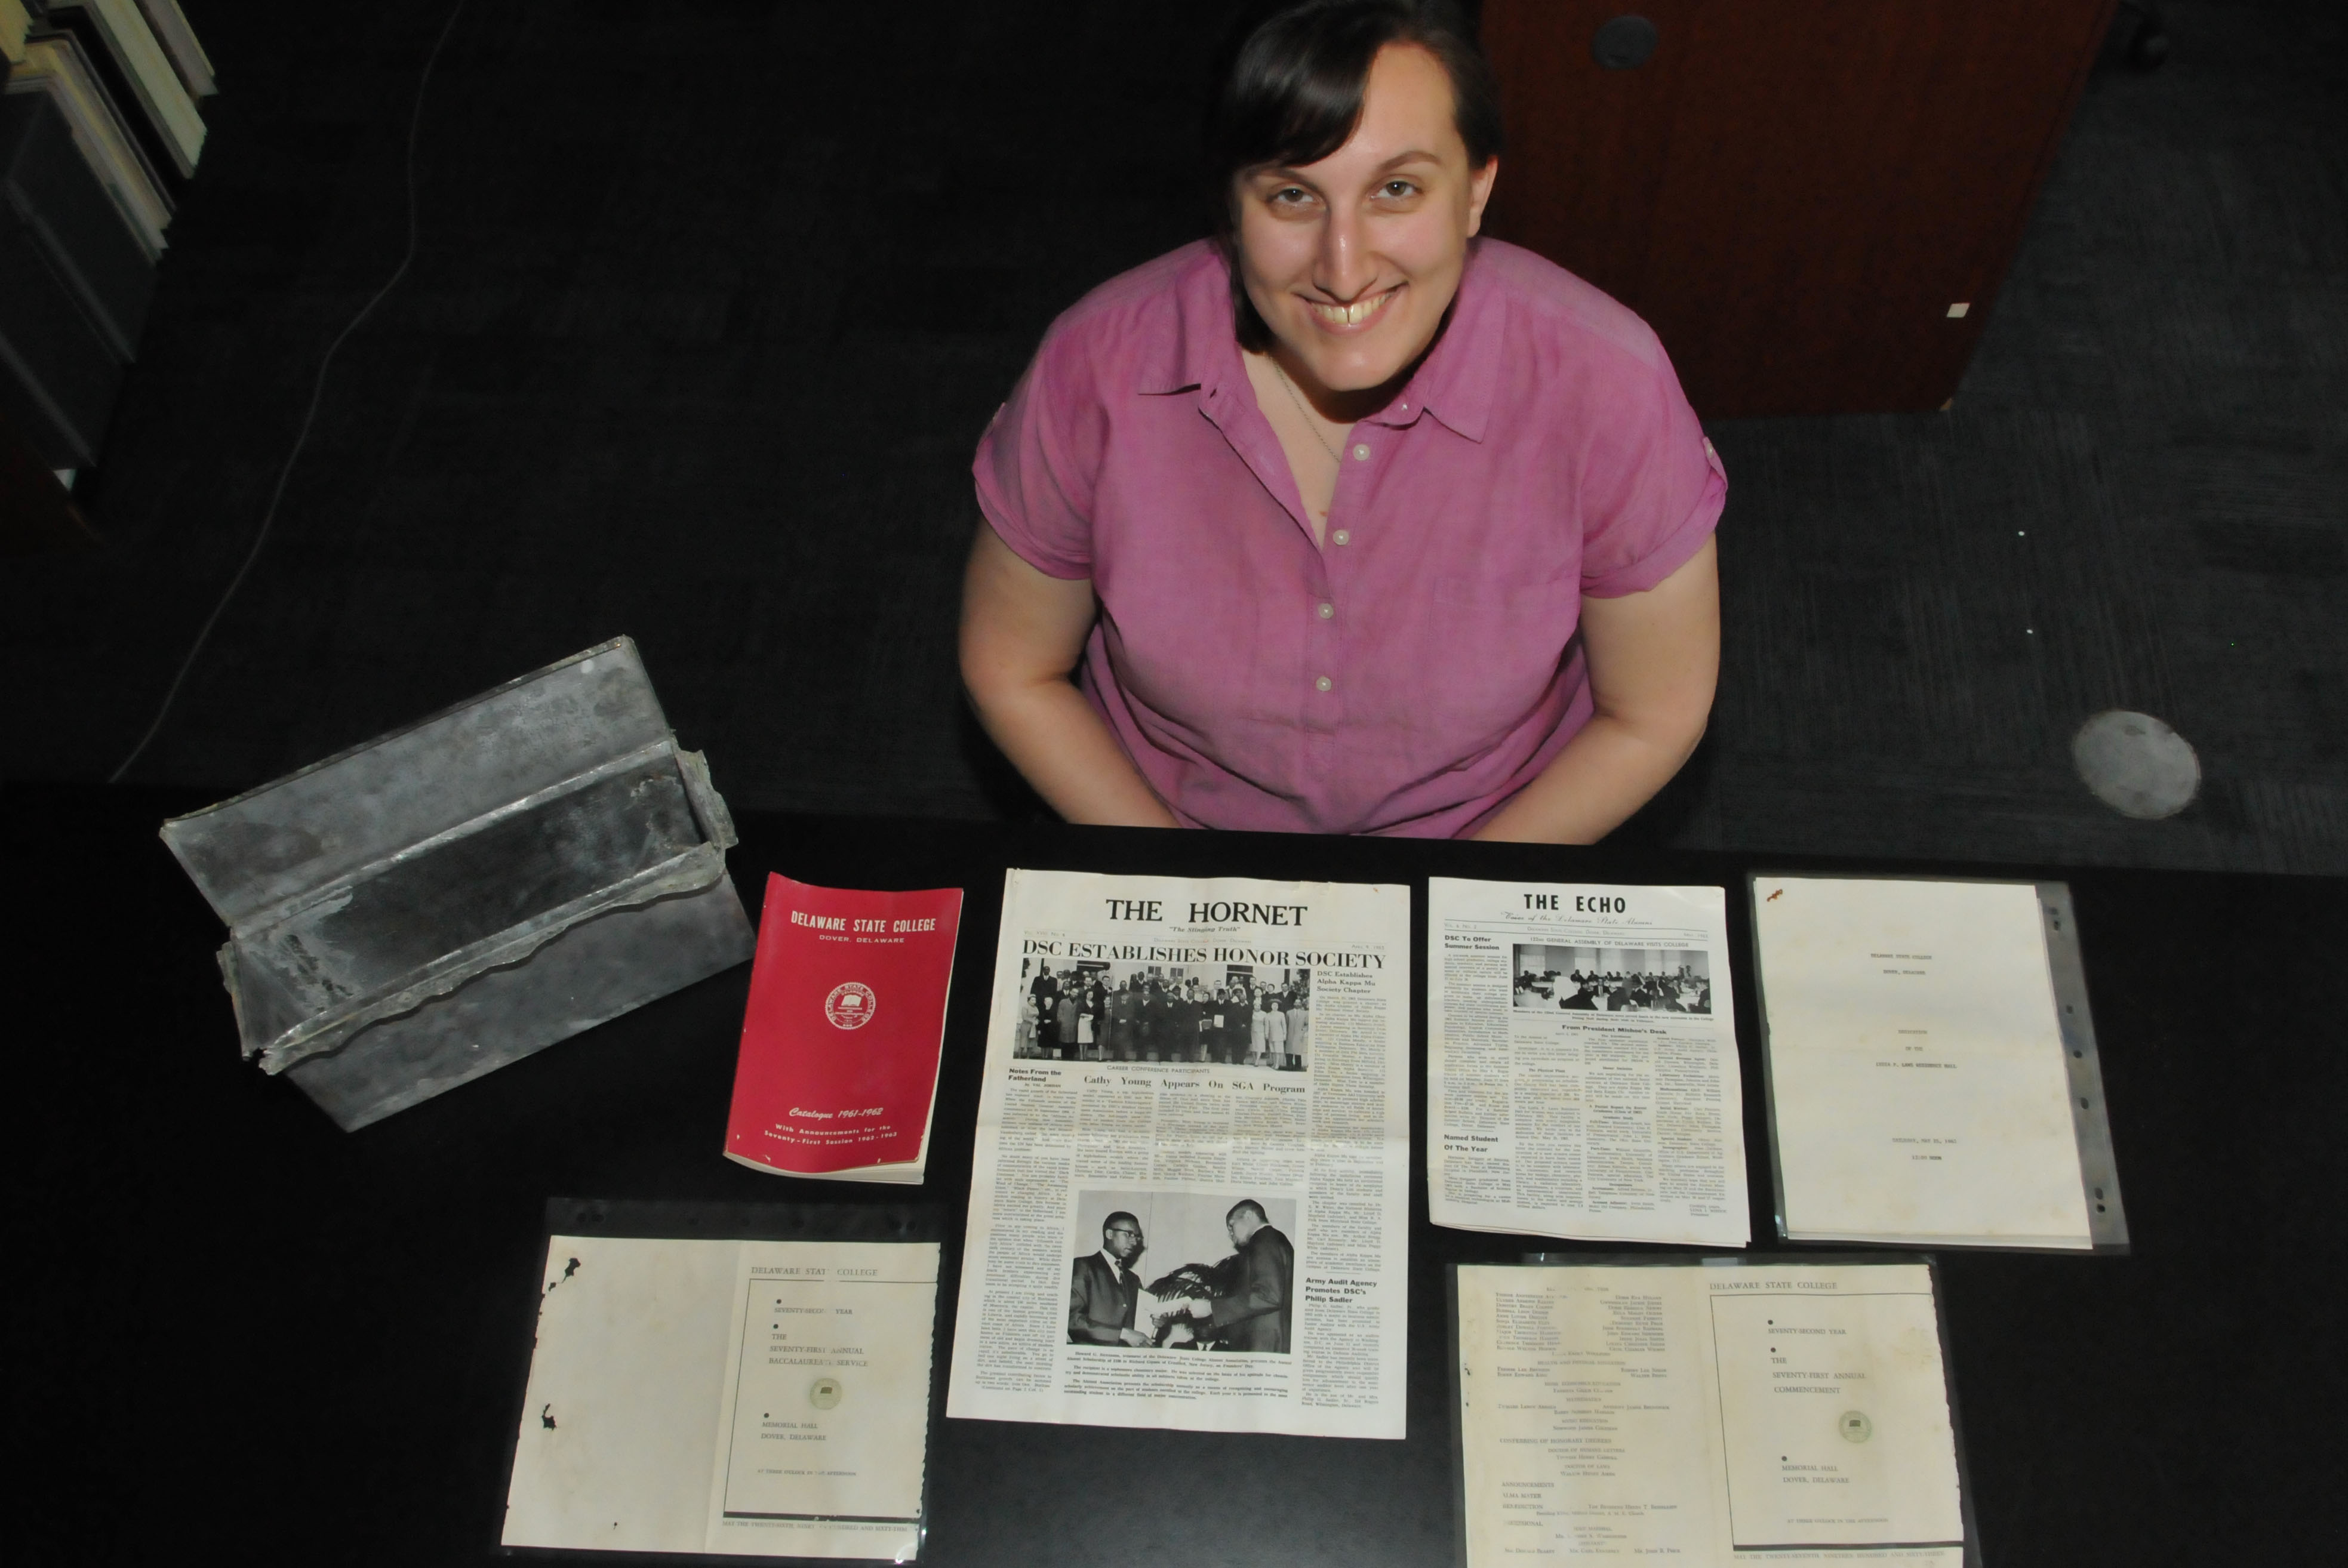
<box><xmin>724</xmin><ymin>874</ymin><xmax>964</xmax><ymax>1183</ymax></box>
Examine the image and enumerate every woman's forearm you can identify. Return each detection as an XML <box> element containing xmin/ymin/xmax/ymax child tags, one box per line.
<box><xmin>967</xmin><ymin>674</ymin><xmax>1180</xmax><ymax>828</ymax></box>
<box><xmin>1469</xmin><ymin>710</ymin><xmax>1703</xmax><ymax>843</ymax></box>
<box><xmin>959</xmin><ymin>523</ymin><xmax>1178</xmax><ymax>828</ymax></box>
<box><xmin>1476</xmin><ymin>540</ymin><xmax>1721</xmax><ymax>844</ymax></box>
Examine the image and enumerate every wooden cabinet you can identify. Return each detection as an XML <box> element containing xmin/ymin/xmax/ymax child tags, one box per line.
<box><xmin>1479</xmin><ymin>0</ymin><xmax>2115</xmax><ymax>415</ymax></box>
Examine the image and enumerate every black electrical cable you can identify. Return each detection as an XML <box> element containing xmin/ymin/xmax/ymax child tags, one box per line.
<box><xmin>109</xmin><ymin>0</ymin><xmax>472</xmax><ymax>784</ymax></box>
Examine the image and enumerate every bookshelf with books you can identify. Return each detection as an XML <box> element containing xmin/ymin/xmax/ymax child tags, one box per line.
<box><xmin>1</xmin><ymin>0</ymin><xmax>211</xmax><ymax>478</ymax></box>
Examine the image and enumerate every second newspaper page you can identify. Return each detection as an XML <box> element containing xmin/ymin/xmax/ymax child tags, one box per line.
<box><xmin>1429</xmin><ymin>878</ymin><xmax>1748</xmax><ymax>1246</ymax></box>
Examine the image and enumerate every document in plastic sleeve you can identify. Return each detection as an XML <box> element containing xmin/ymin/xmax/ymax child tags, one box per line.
<box><xmin>1455</xmin><ymin>1259</ymin><xmax>1965</xmax><ymax>1567</ymax></box>
<box><xmin>1429</xmin><ymin>877</ymin><xmax>1748</xmax><ymax>1246</ymax></box>
<box><xmin>1753</xmin><ymin>876</ymin><xmax>2093</xmax><ymax>1248</ymax></box>
<box><xmin>503</xmin><ymin>1236</ymin><xmax>938</xmax><ymax>1560</ymax></box>
<box><xmin>944</xmin><ymin>868</ymin><xmax>1411</xmax><ymax>1439</ymax></box>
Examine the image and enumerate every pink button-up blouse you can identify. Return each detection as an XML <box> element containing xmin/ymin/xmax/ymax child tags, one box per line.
<box><xmin>974</xmin><ymin>238</ymin><xmax>1725</xmax><ymax>837</ymax></box>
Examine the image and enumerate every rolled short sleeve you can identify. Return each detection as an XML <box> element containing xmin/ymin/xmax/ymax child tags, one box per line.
<box><xmin>972</xmin><ymin>326</ymin><xmax>1107</xmax><ymax>581</ymax></box>
<box><xmin>1577</xmin><ymin>347</ymin><xmax>1727</xmax><ymax>599</ymax></box>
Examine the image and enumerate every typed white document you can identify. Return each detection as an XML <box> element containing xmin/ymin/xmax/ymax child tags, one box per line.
<box><xmin>503</xmin><ymin>1236</ymin><xmax>938</xmax><ymax>1560</ymax></box>
<box><xmin>1753</xmin><ymin>876</ymin><xmax>2091</xmax><ymax>1247</ymax></box>
<box><xmin>1456</xmin><ymin>1259</ymin><xmax>1964</xmax><ymax>1567</ymax></box>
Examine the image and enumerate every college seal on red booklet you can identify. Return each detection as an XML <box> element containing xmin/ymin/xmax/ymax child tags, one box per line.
<box><xmin>823</xmin><ymin>982</ymin><xmax>877</xmax><ymax>1029</ymax></box>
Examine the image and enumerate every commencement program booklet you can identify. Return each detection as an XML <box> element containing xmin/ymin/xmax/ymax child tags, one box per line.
<box><xmin>1752</xmin><ymin>876</ymin><xmax>2110</xmax><ymax>1249</ymax></box>
<box><xmin>725</xmin><ymin>874</ymin><xmax>963</xmax><ymax>1184</ymax></box>
<box><xmin>944</xmin><ymin>868</ymin><xmax>1413</xmax><ymax>1440</ymax></box>
<box><xmin>1429</xmin><ymin>878</ymin><xmax>1749</xmax><ymax>1246</ymax></box>
<box><xmin>503</xmin><ymin>1233</ymin><xmax>940</xmax><ymax>1560</ymax></box>
<box><xmin>1455</xmin><ymin>1258</ymin><xmax>1971</xmax><ymax>1568</ymax></box>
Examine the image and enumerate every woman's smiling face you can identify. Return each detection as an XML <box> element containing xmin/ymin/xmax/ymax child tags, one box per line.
<box><xmin>1232</xmin><ymin>42</ymin><xmax>1498</xmax><ymax>398</ymax></box>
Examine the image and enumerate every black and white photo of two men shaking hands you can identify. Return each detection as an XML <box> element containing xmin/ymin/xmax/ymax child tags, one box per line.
<box><xmin>1068</xmin><ymin>1202</ymin><xmax>1294</xmax><ymax>1353</ymax></box>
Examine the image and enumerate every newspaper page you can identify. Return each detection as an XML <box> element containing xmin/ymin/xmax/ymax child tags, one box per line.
<box><xmin>1456</xmin><ymin>1259</ymin><xmax>1964</xmax><ymax>1568</ymax></box>
<box><xmin>1753</xmin><ymin>875</ymin><xmax>2092</xmax><ymax>1248</ymax></box>
<box><xmin>944</xmin><ymin>868</ymin><xmax>1411</xmax><ymax>1440</ymax></box>
<box><xmin>1429</xmin><ymin>879</ymin><xmax>1748</xmax><ymax>1246</ymax></box>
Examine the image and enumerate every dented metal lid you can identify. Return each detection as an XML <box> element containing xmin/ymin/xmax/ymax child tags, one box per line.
<box><xmin>161</xmin><ymin>638</ymin><xmax>740</xmax><ymax>1073</ymax></box>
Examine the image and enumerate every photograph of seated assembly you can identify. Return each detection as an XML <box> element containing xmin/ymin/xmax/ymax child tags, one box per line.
<box><xmin>158</xmin><ymin>637</ymin><xmax>753</xmax><ymax>1130</ymax></box>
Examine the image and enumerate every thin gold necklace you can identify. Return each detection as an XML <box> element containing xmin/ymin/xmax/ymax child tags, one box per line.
<box><xmin>1272</xmin><ymin>358</ymin><xmax>1346</xmax><ymax>466</ymax></box>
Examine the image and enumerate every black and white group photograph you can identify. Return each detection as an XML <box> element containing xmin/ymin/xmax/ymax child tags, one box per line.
<box><xmin>1014</xmin><ymin>956</ymin><xmax>1312</xmax><ymax>1069</ymax></box>
<box><xmin>1067</xmin><ymin>1190</ymin><xmax>1297</xmax><ymax>1353</ymax></box>
<box><xmin>1513</xmin><ymin>944</ymin><xmax>1713</xmax><ymax>1015</ymax></box>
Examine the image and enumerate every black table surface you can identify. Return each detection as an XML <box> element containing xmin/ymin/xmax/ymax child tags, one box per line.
<box><xmin>16</xmin><ymin>783</ymin><xmax>2345</xmax><ymax>1566</ymax></box>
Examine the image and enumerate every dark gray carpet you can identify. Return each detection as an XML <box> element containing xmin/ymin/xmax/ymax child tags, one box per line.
<box><xmin>5</xmin><ymin>0</ymin><xmax>2343</xmax><ymax>873</ymax></box>
<box><xmin>1682</xmin><ymin>0</ymin><xmax>2348</xmax><ymax>873</ymax></box>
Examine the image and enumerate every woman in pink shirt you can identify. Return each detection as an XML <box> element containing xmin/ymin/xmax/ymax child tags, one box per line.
<box><xmin>961</xmin><ymin>0</ymin><xmax>1723</xmax><ymax>840</ymax></box>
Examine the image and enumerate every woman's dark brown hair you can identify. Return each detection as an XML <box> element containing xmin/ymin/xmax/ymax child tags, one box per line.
<box><xmin>1202</xmin><ymin>0</ymin><xmax>1504</xmax><ymax>349</ymax></box>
